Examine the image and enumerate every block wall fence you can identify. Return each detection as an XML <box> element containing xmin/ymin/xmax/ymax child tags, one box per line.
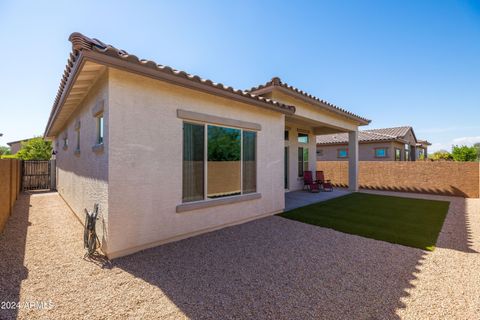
<box><xmin>0</xmin><ymin>159</ymin><xmax>21</xmax><ymax>232</ymax></box>
<box><xmin>317</xmin><ymin>161</ymin><xmax>480</xmax><ymax>198</ymax></box>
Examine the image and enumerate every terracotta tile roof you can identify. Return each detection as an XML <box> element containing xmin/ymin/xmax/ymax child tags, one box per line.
<box><xmin>45</xmin><ymin>33</ymin><xmax>297</xmax><ymax>137</ymax></box>
<box><xmin>316</xmin><ymin>126</ymin><xmax>415</xmax><ymax>145</ymax></box>
<box><xmin>69</xmin><ymin>33</ymin><xmax>296</xmax><ymax>113</ymax></box>
<box><xmin>247</xmin><ymin>77</ymin><xmax>370</xmax><ymax>125</ymax></box>
<box><xmin>363</xmin><ymin>126</ymin><xmax>412</xmax><ymax>138</ymax></box>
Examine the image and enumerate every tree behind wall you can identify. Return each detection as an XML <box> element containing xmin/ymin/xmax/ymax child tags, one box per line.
<box><xmin>475</xmin><ymin>143</ymin><xmax>480</xmax><ymax>161</ymax></box>
<box><xmin>15</xmin><ymin>137</ymin><xmax>52</xmax><ymax>160</ymax></box>
<box><xmin>451</xmin><ymin>145</ymin><xmax>478</xmax><ymax>162</ymax></box>
<box><xmin>0</xmin><ymin>146</ymin><xmax>11</xmax><ymax>155</ymax></box>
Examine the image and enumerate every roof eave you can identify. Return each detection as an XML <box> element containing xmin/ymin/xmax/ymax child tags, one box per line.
<box><xmin>82</xmin><ymin>50</ymin><xmax>296</xmax><ymax>116</ymax></box>
<box><xmin>251</xmin><ymin>85</ymin><xmax>371</xmax><ymax>126</ymax></box>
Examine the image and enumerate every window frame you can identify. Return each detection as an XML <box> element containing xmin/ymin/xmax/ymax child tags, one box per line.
<box><xmin>182</xmin><ymin>120</ymin><xmax>258</xmax><ymax>203</ymax></box>
<box><xmin>374</xmin><ymin>147</ymin><xmax>388</xmax><ymax>158</ymax></box>
<box><xmin>337</xmin><ymin>148</ymin><xmax>348</xmax><ymax>158</ymax></box>
<box><xmin>297</xmin><ymin>132</ymin><xmax>309</xmax><ymax>144</ymax></box>
<box><xmin>96</xmin><ymin>114</ymin><xmax>104</xmax><ymax>145</ymax></box>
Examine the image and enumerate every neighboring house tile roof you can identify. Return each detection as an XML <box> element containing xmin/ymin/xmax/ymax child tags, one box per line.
<box><xmin>316</xmin><ymin>126</ymin><xmax>415</xmax><ymax>145</ymax></box>
<box><xmin>45</xmin><ymin>33</ymin><xmax>298</xmax><ymax>137</ymax></box>
<box><xmin>247</xmin><ymin>77</ymin><xmax>370</xmax><ymax>125</ymax></box>
<box><xmin>363</xmin><ymin>126</ymin><xmax>412</xmax><ymax>138</ymax></box>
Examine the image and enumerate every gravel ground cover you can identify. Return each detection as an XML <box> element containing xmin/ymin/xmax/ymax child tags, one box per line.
<box><xmin>0</xmin><ymin>191</ymin><xmax>478</xmax><ymax>319</ymax></box>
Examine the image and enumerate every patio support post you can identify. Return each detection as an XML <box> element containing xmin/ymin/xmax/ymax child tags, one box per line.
<box><xmin>348</xmin><ymin>130</ymin><xmax>359</xmax><ymax>192</ymax></box>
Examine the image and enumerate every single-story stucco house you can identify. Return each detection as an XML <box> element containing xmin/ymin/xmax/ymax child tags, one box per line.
<box><xmin>44</xmin><ymin>33</ymin><xmax>370</xmax><ymax>258</ymax></box>
<box><xmin>316</xmin><ymin>126</ymin><xmax>430</xmax><ymax>161</ymax></box>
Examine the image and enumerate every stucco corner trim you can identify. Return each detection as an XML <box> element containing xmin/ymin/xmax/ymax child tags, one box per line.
<box><xmin>177</xmin><ymin>109</ymin><xmax>262</xmax><ymax>131</ymax></box>
<box><xmin>176</xmin><ymin>193</ymin><xmax>262</xmax><ymax>213</ymax></box>
<box><xmin>92</xmin><ymin>143</ymin><xmax>104</xmax><ymax>153</ymax></box>
<box><xmin>92</xmin><ymin>99</ymin><xmax>105</xmax><ymax>116</ymax></box>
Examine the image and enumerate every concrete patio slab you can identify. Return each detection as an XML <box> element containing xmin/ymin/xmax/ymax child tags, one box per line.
<box><xmin>284</xmin><ymin>188</ymin><xmax>351</xmax><ymax>211</ymax></box>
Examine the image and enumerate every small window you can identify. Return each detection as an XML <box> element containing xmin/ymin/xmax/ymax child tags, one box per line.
<box><xmin>75</xmin><ymin>127</ymin><xmax>80</xmax><ymax>152</ymax></box>
<box><xmin>298</xmin><ymin>147</ymin><xmax>309</xmax><ymax>177</ymax></box>
<box><xmin>284</xmin><ymin>130</ymin><xmax>289</xmax><ymax>141</ymax></box>
<box><xmin>395</xmin><ymin>148</ymin><xmax>402</xmax><ymax>161</ymax></box>
<box><xmin>297</xmin><ymin>133</ymin><xmax>309</xmax><ymax>144</ymax></box>
<box><xmin>97</xmin><ymin>114</ymin><xmax>104</xmax><ymax>145</ymax></box>
<box><xmin>375</xmin><ymin>148</ymin><xmax>388</xmax><ymax>158</ymax></box>
<box><xmin>337</xmin><ymin>148</ymin><xmax>348</xmax><ymax>158</ymax></box>
<box><xmin>405</xmin><ymin>149</ymin><xmax>410</xmax><ymax>161</ymax></box>
<box><xmin>63</xmin><ymin>134</ymin><xmax>68</xmax><ymax>149</ymax></box>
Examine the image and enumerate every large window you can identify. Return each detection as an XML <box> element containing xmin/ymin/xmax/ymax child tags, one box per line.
<box><xmin>375</xmin><ymin>148</ymin><xmax>388</xmax><ymax>158</ymax></box>
<box><xmin>207</xmin><ymin>126</ymin><xmax>241</xmax><ymax>198</ymax></box>
<box><xmin>298</xmin><ymin>147</ymin><xmax>309</xmax><ymax>177</ymax></box>
<box><xmin>182</xmin><ymin>122</ymin><xmax>257</xmax><ymax>203</ymax></box>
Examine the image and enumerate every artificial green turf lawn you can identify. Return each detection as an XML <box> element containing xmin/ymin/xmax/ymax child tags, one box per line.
<box><xmin>280</xmin><ymin>193</ymin><xmax>450</xmax><ymax>251</ymax></box>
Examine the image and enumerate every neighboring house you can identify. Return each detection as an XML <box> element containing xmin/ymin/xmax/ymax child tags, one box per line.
<box><xmin>7</xmin><ymin>138</ymin><xmax>30</xmax><ymax>154</ymax></box>
<box><xmin>316</xmin><ymin>126</ymin><xmax>430</xmax><ymax>161</ymax></box>
<box><xmin>44</xmin><ymin>33</ymin><xmax>370</xmax><ymax>259</ymax></box>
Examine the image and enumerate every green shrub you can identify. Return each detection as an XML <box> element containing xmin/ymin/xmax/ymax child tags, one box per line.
<box><xmin>15</xmin><ymin>137</ymin><xmax>52</xmax><ymax>160</ymax></box>
<box><xmin>430</xmin><ymin>150</ymin><xmax>453</xmax><ymax>161</ymax></box>
<box><xmin>452</xmin><ymin>145</ymin><xmax>478</xmax><ymax>162</ymax></box>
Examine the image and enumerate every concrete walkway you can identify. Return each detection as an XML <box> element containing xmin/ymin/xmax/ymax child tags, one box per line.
<box><xmin>0</xmin><ymin>191</ymin><xmax>479</xmax><ymax>319</ymax></box>
<box><xmin>285</xmin><ymin>188</ymin><xmax>350</xmax><ymax>211</ymax></box>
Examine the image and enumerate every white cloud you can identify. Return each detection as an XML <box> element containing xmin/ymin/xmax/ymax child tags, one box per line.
<box><xmin>452</xmin><ymin>136</ymin><xmax>480</xmax><ymax>145</ymax></box>
<box><xmin>428</xmin><ymin>136</ymin><xmax>480</xmax><ymax>153</ymax></box>
<box><xmin>416</xmin><ymin>126</ymin><xmax>480</xmax><ymax>134</ymax></box>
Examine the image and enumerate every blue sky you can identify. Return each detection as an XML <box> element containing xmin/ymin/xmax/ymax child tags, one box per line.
<box><xmin>0</xmin><ymin>0</ymin><xmax>479</xmax><ymax>152</ymax></box>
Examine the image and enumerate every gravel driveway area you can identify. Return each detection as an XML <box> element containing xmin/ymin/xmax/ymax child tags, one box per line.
<box><xmin>0</xmin><ymin>191</ymin><xmax>479</xmax><ymax>319</ymax></box>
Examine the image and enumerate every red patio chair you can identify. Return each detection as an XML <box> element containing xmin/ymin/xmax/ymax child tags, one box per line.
<box><xmin>304</xmin><ymin>171</ymin><xmax>320</xmax><ymax>193</ymax></box>
<box><xmin>316</xmin><ymin>171</ymin><xmax>333</xmax><ymax>192</ymax></box>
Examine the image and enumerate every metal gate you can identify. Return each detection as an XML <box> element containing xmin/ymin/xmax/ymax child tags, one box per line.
<box><xmin>22</xmin><ymin>160</ymin><xmax>56</xmax><ymax>191</ymax></box>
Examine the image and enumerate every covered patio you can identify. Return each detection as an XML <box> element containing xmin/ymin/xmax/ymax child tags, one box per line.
<box><xmin>248</xmin><ymin>77</ymin><xmax>370</xmax><ymax>195</ymax></box>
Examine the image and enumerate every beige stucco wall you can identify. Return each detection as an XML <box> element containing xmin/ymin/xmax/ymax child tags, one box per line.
<box><xmin>106</xmin><ymin>68</ymin><xmax>285</xmax><ymax>258</ymax></box>
<box><xmin>284</xmin><ymin>122</ymin><xmax>318</xmax><ymax>191</ymax></box>
<box><xmin>317</xmin><ymin>140</ymin><xmax>423</xmax><ymax>162</ymax></box>
<box><xmin>317</xmin><ymin>142</ymin><xmax>397</xmax><ymax>161</ymax></box>
<box><xmin>54</xmin><ymin>73</ymin><xmax>109</xmax><ymax>248</ymax></box>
